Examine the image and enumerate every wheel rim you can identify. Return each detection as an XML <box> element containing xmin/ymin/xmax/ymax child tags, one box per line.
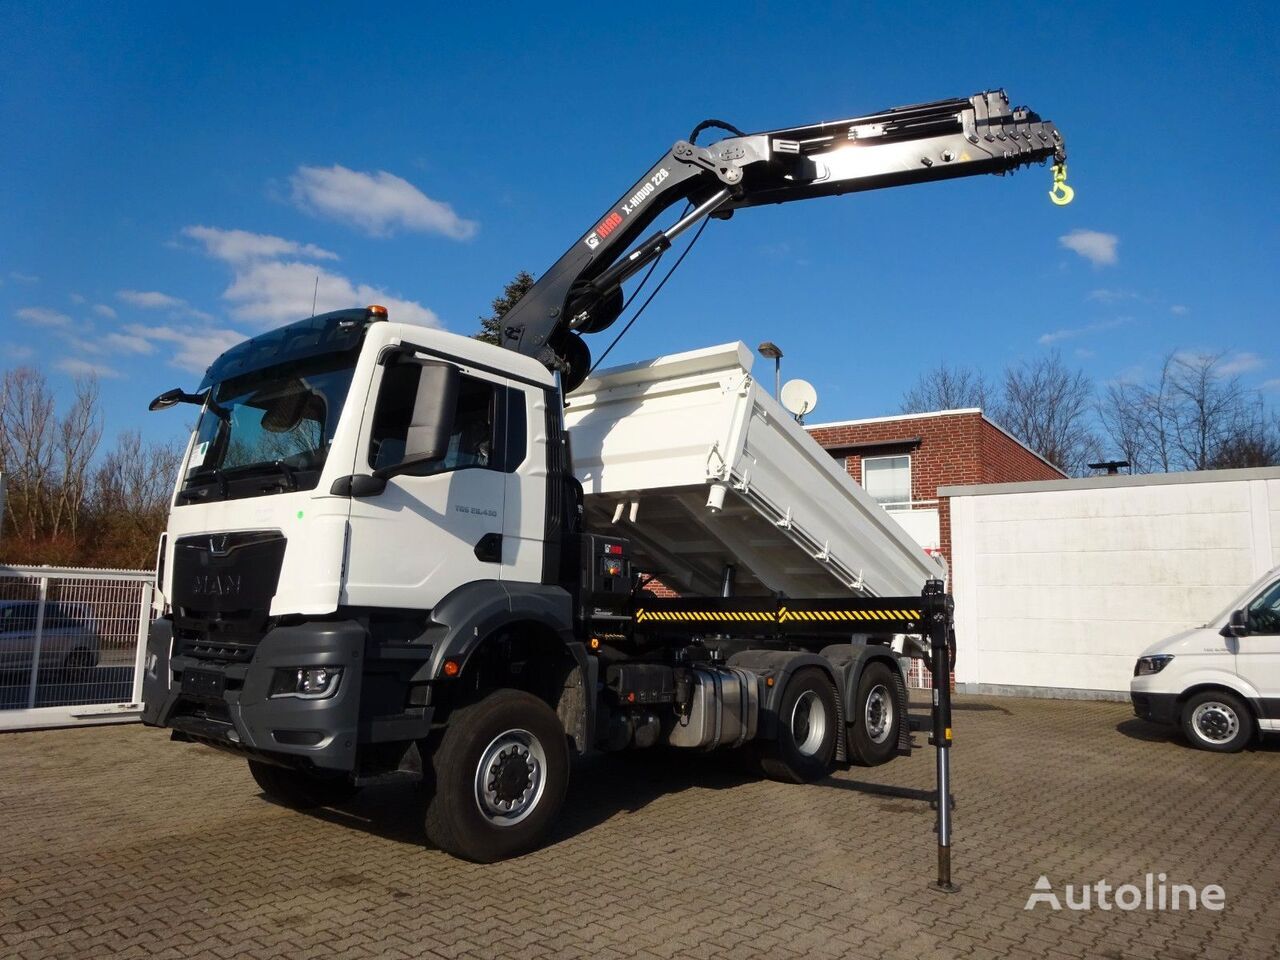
<box><xmin>474</xmin><ymin>729</ymin><xmax>547</xmax><ymax>826</ymax></box>
<box><xmin>1191</xmin><ymin>702</ymin><xmax>1240</xmax><ymax>744</ymax></box>
<box><xmin>790</xmin><ymin>690</ymin><xmax>828</xmax><ymax>757</ymax></box>
<box><xmin>864</xmin><ymin>684</ymin><xmax>895</xmax><ymax>745</ymax></box>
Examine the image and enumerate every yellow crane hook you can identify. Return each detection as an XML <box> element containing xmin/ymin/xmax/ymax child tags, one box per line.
<box><xmin>1049</xmin><ymin>162</ymin><xmax>1074</xmax><ymax>205</ymax></box>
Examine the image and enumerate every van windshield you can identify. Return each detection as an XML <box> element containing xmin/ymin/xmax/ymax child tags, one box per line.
<box><xmin>1204</xmin><ymin>568</ymin><xmax>1280</xmax><ymax>627</ymax></box>
<box><xmin>178</xmin><ymin>354</ymin><xmax>357</xmax><ymax>504</ymax></box>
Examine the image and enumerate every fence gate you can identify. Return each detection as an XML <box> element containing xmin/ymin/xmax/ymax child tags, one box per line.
<box><xmin>0</xmin><ymin>565</ymin><xmax>153</xmax><ymax>731</ymax></box>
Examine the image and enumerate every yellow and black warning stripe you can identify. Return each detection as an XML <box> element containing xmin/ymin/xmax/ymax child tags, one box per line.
<box><xmin>633</xmin><ymin>601</ymin><xmax>924</xmax><ymax>633</ymax></box>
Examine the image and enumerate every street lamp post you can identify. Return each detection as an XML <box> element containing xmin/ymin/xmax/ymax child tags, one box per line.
<box><xmin>757</xmin><ymin>341</ymin><xmax>783</xmax><ymax>400</ymax></box>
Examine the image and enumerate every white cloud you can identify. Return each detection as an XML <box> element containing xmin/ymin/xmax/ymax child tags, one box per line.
<box><xmin>69</xmin><ymin>292</ymin><xmax>86</xmax><ymax>305</ymax></box>
<box><xmin>55</xmin><ymin>357</ymin><xmax>122</xmax><ymax>379</ymax></box>
<box><xmin>117</xmin><ymin>289</ymin><xmax>187</xmax><ymax>309</ymax></box>
<box><xmin>290</xmin><ymin>164</ymin><xmax>478</xmax><ymax>239</ymax></box>
<box><xmin>8</xmin><ymin>271</ymin><xmax>39</xmax><ymax>284</ymax></box>
<box><xmin>123</xmin><ymin>323</ymin><xmax>247</xmax><ymax>374</ymax></box>
<box><xmin>223</xmin><ymin>259</ymin><xmax>439</xmax><ymax>328</ymax></box>
<box><xmin>16</xmin><ymin>306</ymin><xmax>73</xmax><ymax>327</ymax></box>
<box><xmin>1059</xmin><ymin>229</ymin><xmax>1118</xmax><ymax>266</ymax></box>
<box><xmin>3</xmin><ymin>343</ymin><xmax>35</xmax><ymax>361</ymax></box>
<box><xmin>103</xmin><ymin>332</ymin><xmax>156</xmax><ymax>355</ymax></box>
<box><xmin>1262</xmin><ymin>379</ymin><xmax>1280</xmax><ymax>392</ymax></box>
<box><xmin>1086</xmin><ymin>288</ymin><xmax>1140</xmax><ymax>303</ymax></box>
<box><xmin>1218</xmin><ymin>352</ymin><xmax>1265</xmax><ymax>376</ymax></box>
<box><xmin>182</xmin><ymin>225</ymin><xmax>338</xmax><ymax>263</ymax></box>
<box><xmin>92</xmin><ymin>303</ymin><xmax>118</xmax><ymax>319</ymax></box>
<box><xmin>1170</xmin><ymin>304</ymin><xmax>1188</xmax><ymax>315</ymax></box>
<box><xmin>116</xmin><ymin>289</ymin><xmax>213</xmax><ymax>322</ymax></box>
<box><xmin>1038</xmin><ymin>317</ymin><xmax>1130</xmax><ymax>346</ymax></box>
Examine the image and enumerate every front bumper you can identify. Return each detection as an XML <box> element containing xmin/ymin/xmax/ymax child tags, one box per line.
<box><xmin>141</xmin><ymin>618</ymin><xmax>368</xmax><ymax>771</ymax></box>
<box><xmin>1130</xmin><ymin>690</ymin><xmax>1179</xmax><ymax>726</ymax></box>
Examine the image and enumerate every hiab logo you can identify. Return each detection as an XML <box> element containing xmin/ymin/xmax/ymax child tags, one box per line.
<box><xmin>584</xmin><ymin>211</ymin><xmax>623</xmax><ymax>249</ymax></box>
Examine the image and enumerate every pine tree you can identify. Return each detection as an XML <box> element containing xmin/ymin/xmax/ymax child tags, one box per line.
<box><xmin>475</xmin><ymin>270</ymin><xmax>536</xmax><ymax>345</ymax></box>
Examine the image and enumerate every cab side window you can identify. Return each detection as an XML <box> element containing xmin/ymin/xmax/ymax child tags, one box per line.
<box><xmin>1246</xmin><ymin>580</ymin><xmax>1280</xmax><ymax>635</ymax></box>
<box><xmin>368</xmin><ymin>363</ymin><xmax>526</xmax><ymax>476</ymax></box>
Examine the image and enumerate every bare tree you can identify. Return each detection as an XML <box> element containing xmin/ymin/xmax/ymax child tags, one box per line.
<box><xmin>900</xmin><ymin>363</ymin><xmax>991</xmax><ymax>414</ymax></box>
<box><xmin>995</xmin><ymin>351</ymin><xmax>1100</xmax><ymax>475</ymax></box>
<box><xmin>51</xmin><ymin>377</ymin><xmax>103</xmax><ymax>540</ymax></box>
<box><xmin>1168</xmin><ymin>352</ymin><xmax>1254</xmax><ymax>470</ymax></box>
<box><xmin>1098</xmin><ymin>351</ymin><xmax>1278</xmax><ymax>473</ymax></box>
<box><xmin>0</xmin><ymin>367</ymin><xmax>57</xmax><ymax>540</ymax></box>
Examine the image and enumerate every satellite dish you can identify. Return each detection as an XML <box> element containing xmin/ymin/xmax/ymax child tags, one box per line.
<box><xmin>780</xmin><ymin>379</ymin><xmax>818</xmax><ymax>422</ymax></box>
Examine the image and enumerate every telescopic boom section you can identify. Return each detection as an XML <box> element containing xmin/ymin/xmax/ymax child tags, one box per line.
<box><xmin>499</xmin><ymin>89</ymin><xmax>1066</xmax><ymax>390</ymax></box>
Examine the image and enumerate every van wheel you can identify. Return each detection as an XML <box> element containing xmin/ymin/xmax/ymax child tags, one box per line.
<box><xmin>758</xmin><ymin>668</ymin><xmax>838</xmax><ymax>783</ymax></box>
<box><xmin>424</xmin><ymin>689</ymin><xmax>569</xmax><ymax>862</ymax></box>
<box><xmin>1180</xmin><ymin>691</ymin><xmax>1253</xmax><ymax>753</ymax></box>
<box><xmin>248</xmin><ymin>760</ymin><xmax>360</xmax><ymax>808</ymax></box>
<box><xmin>848</xmin><ymin>662</ymin><xmax>904</xmax><ymax>767</ymax></box>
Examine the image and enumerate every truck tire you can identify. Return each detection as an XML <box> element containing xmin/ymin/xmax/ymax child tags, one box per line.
<box><xmin>848</xmin><ymin>661</ymin><xmax>904</xmax><ymax>767</ymax></box>
<box><xmin>758</xmin><ymin>668</ymin><xmax>838</xmax><ymax>783</ymax></box>
<box><xmin>1180</xmin><ymin>690</ymin><xmax>1253</xmax><ymax>753</ymax></box>
<box><xmin>424</xmin><ymin>689</ymin><xmax>569</xmax><ymax>862</ymax></box>
<box><xmin>248</xmin><ymin>760</ymin><xmax>360</xmax><ymax>808</ymax></box>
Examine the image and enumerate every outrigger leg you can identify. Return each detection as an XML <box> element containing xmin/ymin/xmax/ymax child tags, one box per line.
<box><xmin>923</xmin><ymin>578</ymin><xmax>958</xmax><ymax>892</ymax></box>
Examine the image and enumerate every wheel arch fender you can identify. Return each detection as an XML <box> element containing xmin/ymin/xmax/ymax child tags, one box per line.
<box><xmin>726</xmin><ymin>649</ymin><xmax>845</xmax><ymax>752</ymax></box>
<box><xmin>1173</xmin><ymin>668</ymin><xmax>1263</xmax><ymax>710</ymax></box>
<box><xmin>422</xmin><ymin>581</ymin><xmax>595</xmax><ymax>753</ymax></box>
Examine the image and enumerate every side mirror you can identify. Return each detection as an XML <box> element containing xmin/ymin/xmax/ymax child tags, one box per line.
<box><xmin>148</xmin><ymin>387</ymin><xmax>205</xmax><ymax>412</ymax></box>
<box><xmin>1227</xmin><ymin>609</ymin><xmax>1250</xmax><ymax>637</ymax></box>
<box><xmin>373</xmin><ymin>360</ymin><xmax>459</xmax><ymax>479</ymax></box>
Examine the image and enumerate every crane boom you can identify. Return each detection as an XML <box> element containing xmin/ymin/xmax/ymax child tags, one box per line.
<box><xmin>499</xmin><ymin>89</ymin><xmax>1067</xmax><ymax>389</ymax></box>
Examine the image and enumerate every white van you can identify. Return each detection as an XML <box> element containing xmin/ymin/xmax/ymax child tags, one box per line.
<box><xmin>1131</xmin><ymin>565</ymin><xmax>1280</xmax><ymax>752</ymax></box>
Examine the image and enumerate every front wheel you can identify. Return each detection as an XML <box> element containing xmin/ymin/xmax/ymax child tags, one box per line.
<box><xmin>1180</xmin><ymin>690</ymin><xmax>1253</xmax><ymax>753</ymax></box>
<box><xmin>424</xmin><ymin>689</ymin><xmax>569</xmax><ymax>862</ymax></box>
<box><xmin>248</xmin><ymin>760</ymin><xmax>361</xmax><ymax>808</ymax></box>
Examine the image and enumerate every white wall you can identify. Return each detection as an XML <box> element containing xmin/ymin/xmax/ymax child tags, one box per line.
<box><xmin>945</xmin><ymin>468</ymin><xmax>1280</xmax><ymax>696</ymax></box>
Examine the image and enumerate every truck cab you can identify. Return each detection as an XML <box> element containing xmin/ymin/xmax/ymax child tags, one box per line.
<box><xmin>1131</xmin><ymin>565</ymin><xmax>1280</xmax><ymax>751</ymax></box>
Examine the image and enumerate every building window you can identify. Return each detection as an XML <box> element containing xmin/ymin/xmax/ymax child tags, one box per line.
<box><xmin>862</xmin><ymin>454</ymin><xmax>911</xmax><ymax>508</ymax></box>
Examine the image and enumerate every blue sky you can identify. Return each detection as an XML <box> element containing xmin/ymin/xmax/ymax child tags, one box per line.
<box><xmin>2</xmin><ymin>2</ymin><xmax>1277</xmax><ymax>449</ymax></box>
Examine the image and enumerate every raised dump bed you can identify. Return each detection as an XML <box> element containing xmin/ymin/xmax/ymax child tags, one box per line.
<box><xmin>564</xmin><ymin>342</ymin><xmax>944</xmax><ymax>599</ymax></box>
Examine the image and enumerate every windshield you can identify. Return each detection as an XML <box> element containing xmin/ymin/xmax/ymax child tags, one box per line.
<box><xmin>179</xmin><ymin>354</ymin><xmax>357</xmax><ymax>504</ymax></box>
<box><xmin>1203</xmin><ymin>566</ymin><xmax>1280</xmax><ymax>627</ymax></box>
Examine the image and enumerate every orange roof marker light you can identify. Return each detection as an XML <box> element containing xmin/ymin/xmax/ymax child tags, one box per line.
<box><xmin>366</xmin><ymin>304</ymin><xmax>389</xmax><ymax>319</ymax></box>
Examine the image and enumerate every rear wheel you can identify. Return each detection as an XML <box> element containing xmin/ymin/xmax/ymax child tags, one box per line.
<box><xmin>848</xmin><ymin>662</ymin><xmax>904</xmax><ymax>767</ymax></box>
<box><xmin>758</xmin><ymin>668</ymin><xmax>838</xmax><ymax>783</ymax></box>
<box><xmin>248</xmin><ymin>760</ymin><xmax>360</xmax><ymax>808</ymax></box>
<box><xmin>424</xmin><ymin>689</ymin><xmax>569</xmax><ymax>862</ymax></box>
<box><xmin>1180</xmin><ymin>690</ymin><xmax>1253</xmax><ymax>753</ymax></box>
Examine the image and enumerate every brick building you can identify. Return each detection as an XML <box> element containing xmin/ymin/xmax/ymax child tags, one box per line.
<box><xmin>806</xmin><ymin>408</ymin><xmax>1066</xmax><ymax>573</ymax></box>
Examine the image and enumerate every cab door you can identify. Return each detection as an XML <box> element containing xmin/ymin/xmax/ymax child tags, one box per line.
<box><xmin>343</xmin><ymin>356</ymin><xmax>517</xmax><ymax>611</ymax></box>
<box><xmin>1239</xmin><ymin>578</ymin><xmax>1280</xmax><ymax>726</ymax></box>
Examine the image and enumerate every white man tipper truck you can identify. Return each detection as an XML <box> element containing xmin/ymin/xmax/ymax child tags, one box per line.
<box><xmin>141</xmin><ymin>91</ymin><xmax>1069</xmax><ymax>876</ymax></box>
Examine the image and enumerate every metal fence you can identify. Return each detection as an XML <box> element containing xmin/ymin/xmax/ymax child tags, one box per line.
<box><xmin>0</xmin><ymin>565</ymin><xmax>153</xmax><ymax>731</ymax></box>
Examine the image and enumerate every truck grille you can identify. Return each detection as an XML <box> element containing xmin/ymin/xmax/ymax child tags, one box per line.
<box><xmin>171</xmin><ymin>531</ymin><xmax>286</xmax><ymax>663</ymax></box>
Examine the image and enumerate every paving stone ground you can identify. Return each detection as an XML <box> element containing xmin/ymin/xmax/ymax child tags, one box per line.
<box><xmin>1</xmin><ymin>695</ymin><xmax>1277</xmax><ymax>959</ymax></box>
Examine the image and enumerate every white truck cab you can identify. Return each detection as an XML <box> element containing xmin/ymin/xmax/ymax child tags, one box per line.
<box><xmin>1131</xmin><ymin>565</ymin><xmax>1280</xmax><ymax>752</ymax></box>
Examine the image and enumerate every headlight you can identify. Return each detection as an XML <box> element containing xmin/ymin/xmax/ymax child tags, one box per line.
<box><xmin>1134</xmin><ymin>655</ymin><xmax>1174</xmax><ymax>677</ymax></box>
<box><xmin>269</xmin><ymin>666</ymin><xmax>343</xmax><ymax>699</ymax></box>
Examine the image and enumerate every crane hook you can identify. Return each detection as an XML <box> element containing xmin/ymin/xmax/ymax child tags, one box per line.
<box><xmin>1049</xmin><ymin>162</ymin><xmax>1074</xmax><ymax>206</ymax></box>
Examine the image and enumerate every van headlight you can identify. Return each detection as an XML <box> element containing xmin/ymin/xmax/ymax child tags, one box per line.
<box><xmin>1134</xmin><ymin>655</ymin><xmax>1174</xmax><ymax>677</ymax></box>
<box><xmin>269</xmin><ymin>667</ymin><xmax>343</xmax><ymax>699</ymax></box>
